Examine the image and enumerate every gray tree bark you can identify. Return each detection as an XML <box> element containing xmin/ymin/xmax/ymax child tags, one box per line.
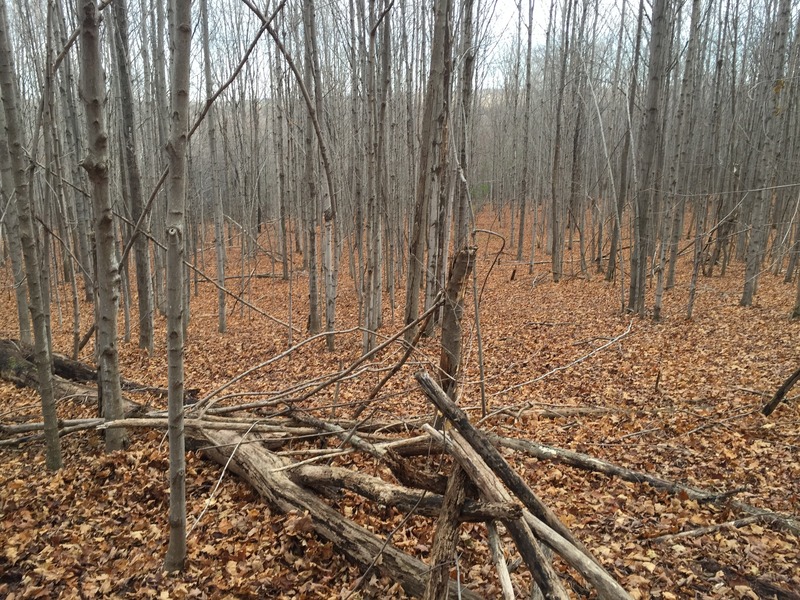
<box><xmin>0</xmin><ymin>103</ymin><xmax>31</xmax><ymax>344</ymax></box>
<box><xmin>111</xmin><ymin>0</ymin><xmax>154</xmax><ymax>352</ymax></box>
<box><xmin>78</xmin><ymin>0</ymin><xmax>127</xmax><ymax>453</ymax></box>
<box><xmin>404</xmin><ymin>0</ymin><xmax>451</xmax><ymax>343</ymax></box>
<box><xmin>0</xmin><ymin>0</ymin><xmax>61</xmax><ymax>470</ymax></box>
<box><xmin>628</xmin><ymin>0</ymin><xmax>668</xmax><ymax>315</ymax></box>
<box><xmin>200</xmin><ymin>0</ymin><xmax>226</xmax><ymax>333</ymax></box>
<box><xmin>741</xmin><ymin>0</ymin><xmax>791</xmax><ymax>306</ymax></box>
<box><xmin>163</xmin><ymin>0</ymin><xmax>192</xmax><ymax>573</ymax></box>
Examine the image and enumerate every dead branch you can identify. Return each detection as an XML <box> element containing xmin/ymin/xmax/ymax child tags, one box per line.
<box><xmin>762</xmin><ymin>365</ymin><xmax>800</xmax><ymax>416</ymax></box>
<box><xmin>428</xmin><ymin>426</ymin><xmax>632</xmax><ymax>600</ymax></box>
<box><xmin>188</xmin><ymin>423</ymin><xmax>482</xmax><ymax>599</ymax></box>
<box><xmin>416</xmin><ymin>371</ymin><xmax>593</xmax><ymax>557</ymax></box>
<box><xmin>487</xmin><ymin>523</ymin><xmax>515</xmax><ymax>600</ymax></box>
<box><xmin>491</xmin><ymin>434</ymin><xmax>800</xmax><ymax>535</ymax></box>
<box><xmin>648</xmin><ymin>515</ymin><xmax>771</xmax><ymax>544</ymax></box>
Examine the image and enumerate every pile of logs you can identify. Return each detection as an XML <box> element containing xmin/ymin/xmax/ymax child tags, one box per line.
<box><xmin>4</xmin><ymin>337</ymin><xmax>800</xmax><ymax>597</ymax></box>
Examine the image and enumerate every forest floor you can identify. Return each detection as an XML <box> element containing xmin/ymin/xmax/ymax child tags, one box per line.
<box><xmin>1</xmin><ymin>222</ymin><xmax>799</xmax><ymax>599</ymax></box>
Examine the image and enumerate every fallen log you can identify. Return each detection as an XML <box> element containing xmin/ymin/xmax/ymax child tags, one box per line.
<box><xmin>294</xmin><ymin>463</ymin><xmax>521</xmax><ymax>522</ymax></box>
<box><xmin>12</xmin><ymin>339</ymin><xmax>199</xmax><ymax>402</ymax></box>
<box><xmin>490</xmin><ymin>434</ymin><xmax>800</xmax><ymax>536</ymax></box>
<box><xmin>188</xmin><ymin>424</ymin><xmax>482</xmax><ymax>599</ymax></box>
<box><xmin>416</xmin><ymin>371</ymin><xmax>595</xmax><ymax>560</ymax></box>
<box><xmin>0</xmin><ymin>339</ymin><xmax>145</xmax><ymax>416</ymax></box>
<box><xmin>427</xmin><ymin>426</ymin><xmax>632</xmax><ymax>600</ymax></box>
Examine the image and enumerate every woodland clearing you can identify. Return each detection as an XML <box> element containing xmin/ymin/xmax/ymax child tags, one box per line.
<box><xmin>1</xmin><ymin>226</ymin><xmax>799</xmax><ymax>599</ymax></box>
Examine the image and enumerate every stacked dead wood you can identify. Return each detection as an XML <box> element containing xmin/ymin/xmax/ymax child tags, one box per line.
<box><xmin>6</xmin><ymin>338</ymin><xmax>800</xmax><ymax>596</ymax></box>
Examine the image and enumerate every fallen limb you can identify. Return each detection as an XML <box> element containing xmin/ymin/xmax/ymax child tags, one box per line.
<box><xmin>1</xmin><ymin>417</ymin><xmax>103</xmax><ymax>435</ymax></box>
<box><xmin>0</xmin><ymin>420</ymin><xmax>105</xmax><ymax>446</ymax></box>
<box><xmin>490</xmin><ymin>434</ymin><xmax>800</xmax><ymax>535</ymax></box>
<box><xmin>188</xmin><ymin>424</ymin><xmax>482</xmax><ymax>599</ymax></box>
<box><xmin>416</xmin><ymin>371</ymin><xmax>594</xmax><ymax>559</ymax></box>
<box><xmin>487</xmin><ymin>522</ymin><xmax>515</xmax><ymax>600</ymax></box>
<box><xmin>294</xmin><ymin>463</ymin><xmax>521</xmax><ymax>522</ymax></box>
<box><xmin>762</xmin><ymin>366</ymin><xmax>800</xmax><ymax>416</ymax></box>
<box><xmin>648</xmin><ymin>515</ymin><xmax>771</xmax><ymax>544</ymax></box>
<box><xmin>428</xmin><ymin>426</ymin><xmax>632</xmax><ymax>600</ymax></box>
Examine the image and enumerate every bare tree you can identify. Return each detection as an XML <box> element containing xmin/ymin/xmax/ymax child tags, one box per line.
<box><xmin>0</xmin><ymin>0</ymin><xmax>61</xmax><ymax>470</ymax></box>
<box><xmin>628</xmin><ymin>0</ymin><xmax>669</xmax><ymax>315</ymax></box>
<box><xmin>201</xmin><ymin>0</ymin><xmax>227</xmax><ymax>333</ymax></box>
<box><xmin>741</xmin><ymin>0</ymin><xmax>791</xmax><ymax>306</ymax></box>
<box><xmin>0</xmin><ymin>103</ymin><xmax>31</xmax><ymax>344</ymax></box>
<box><xmin>404</xmin><ymin>0</ymin><xmax>452</xmax><ymax>343</ymax></box>
<box><xmin>164</xmin><ymin>0</ymin><xmax>192</xmax><ymax>573</ymax></box>
<box><xmin>79</xmin><ymin>0</ymin><xmax>127</xmax><ymax>452</ymax></box>
<box><xmin>111</xmin><ymin>0</ymin><xmax>154</xmax><ymax>352</ymax></box>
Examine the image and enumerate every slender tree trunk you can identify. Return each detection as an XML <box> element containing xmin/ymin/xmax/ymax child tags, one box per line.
<box><xmin>78</xmin><ymin>0</ymin><xmax>126</xmax><ymax>453</ymax></box>
<box><xmin>112</xmin><ymin>0</ymin><xmax>154</xmax><ymax>352</ymax></box>
<box><xmin>302</xmin><ymin>2</ymin><xmax>321</xmax><ymax>336</ymax></box>
<box><xmin>628</xmin><ymin>0</ymin><xmax>668</xmax><ymax>315</ymax></box>
<box><xmin>54</xmin><ymin>0</ymin><xmax>94</xmax><ymax>304</ymax></box>
<box><xmin>273</xmin><ymin>12</ymin><xmax>289</xmax><ymax>283</ymax></box>
<box><xmin>550</xmin><ymin>0</ymin><xmax>573</xmax><ymax>283</ymax></box>
<box><xmin>454</xmin><ymin>0</ymin><xmax>475</xmax><ymax>253</ymax></box>
<box><xmin>163</xmin><ymin>0</ymin><xmax>192</xmax><ymax>573</ymax></box>
<box><xmin>0</xmin><ymin>0</ymin><xmax>61</xmax><ymax>470</ymax></box>
<box><xmin>0</xmin><ymin>104</ymin><xmax>31</xmax><ymax>344</ymax></box>
<box><xmin>303</xmin><ymin>0</ymin><xmax>337</xmax><ymax>351</ymax></box>
<box><xmin>516</xmin><ymin>0</ymin><xmax>533</xmax><ymax>263</ymax></box>
<box><xmin>741</xmin><ymin>0</ymin><xmax>790</xmax><ymax>306</ymax></box>
<box><xmin>654</xmin><ymin>0</ymin><xmax>701</xmax><ymax>319</ymax></box>
<box><xmin>201</xmin><ymin>0</ymin><xmax>226</xmax><ymax>333</ymax></box>
<box><xmin>404</xmin><ymin>0</ymin><xmax>451</xmax><ymax>343</ymax></box>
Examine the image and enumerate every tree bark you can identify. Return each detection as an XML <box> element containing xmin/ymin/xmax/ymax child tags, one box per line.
<box><xmin>163</xmin><ymin>0</ymin><xmax>192</xmax><ymax>573</ymax></box>
<box><xmin>0</xmin><ymin>102</ymin><xmax>31</xmax><ymax>345</ymax></box>
<box><xmin>741</xmin><ymin>0</ymin><xmax>791</xmax><ymax>306</ymax></box>
<box><xmin>628</xmin><ymin>0</ymin><xmax>668</xmax><ymax>315</ymax></box>
<box><xmin>79</xmin><ymin>0</ymin><xmax>127</xmax><ymax>453</ymax></box>
<box><xmin>404</xmin><ymin>0</ymin><xmax>451</xmax><ymax>343</ymax></box>
<box><xmin>111</xmin><ymin>0</ymin><xmax>154</xmax><ymax>353</ymax></box>
<box><xmin>200</xmin><ymin>0</ymin><xmax>226</xmax><ymax>333</ymax></box>
<box><xmin>0</xmin><ymin>3</ymin><xmax>61</xmax><ymax>470</ymax></box>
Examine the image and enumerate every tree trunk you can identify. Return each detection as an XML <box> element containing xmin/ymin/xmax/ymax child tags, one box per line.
<box><xmin>79</xmin><ymin>0</ymin><xmax>127</xmax><ymax>453</ymax></box>
<box><xmin>112</xmin><ymin>0</ymin><xmax>154</xmax><ymax>353</ymax></box>
<box><xmin>549</xmin><ymin>0</ymin><xmax>573</xmax><ymax>283</ymax></box>
<box><xmin>163</xmin><ymin>0</ymin><xmax>192</xmax><ymax>573</ymax></box>
<box><xmin>302</xmin><ymin>3</ymin><xmax>321</xmax><ymax>336</ymax></box>
<box><xmin>741</xmin><ymin>0</ymin><xmax>791</xmax><ymax>306</ymax></box>
<box><xmin>201</xmin><ymin>0</ymin><xmax>226</xmax><ymax>333</ymax></box>
<box><xmin>516</xmin><ymin>0</ymin><xmax>533</xmax><ymax>264</ymax></box>
<box><xmin>404</xmin><ymin>0</ymin><xmax>451</xmax><ymax>343</ymax></box>
<box><xmin>0</xmin><ymin>0</ymin><xmax>61</xmax><ymax>471</ymax></box>
<box><xmin>628</xmin><ymin>0</ymin><xmax>669</xmax><ymax>315</ymax></box>
<box><xmin>0</xmin><ymin>102</ymin><xmax>31</xmax><ymax>345</ymax></box>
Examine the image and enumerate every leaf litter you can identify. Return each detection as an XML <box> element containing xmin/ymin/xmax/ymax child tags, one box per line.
<box><xmin>1</xmin><ymin>234</ymin><xmax>799</xmax><ymax>598</ymax></box>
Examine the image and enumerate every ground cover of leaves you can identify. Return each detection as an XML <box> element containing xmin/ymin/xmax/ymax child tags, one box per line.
<box><xmin>1</xmin><ymin>226</ymin><xmax>799</xmax><ymax>599</ymax></box>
